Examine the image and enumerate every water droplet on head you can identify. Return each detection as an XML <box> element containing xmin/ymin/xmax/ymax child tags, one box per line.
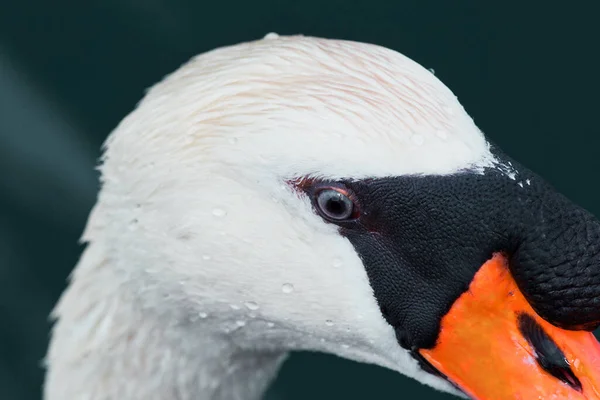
<box><xmin>263</xmin><ymin>32</ymin><xmax>279</xmax><ymax>40</ymax></box>
<box><xmin>257</xmin><ymin>154</ymin><xmax>270</xmax><ymax>165</ymax></box>
<box><xmin>212</xmin><ymin>208</ymin><xmax>227</xmax><ymax>217</ymax></box>
<box><xmin>325</xmin><ymin>320</ymin><xmax>334</xmax><ymax>326</ymax></box>
<box><xmin>332</xmin><ymin>258</ymin><xmax>343</xmax><ymax>268</ymax></box>
<box><xmin>128</xmin><ymin>219</ymin><xmax>139</xmax><ymax>231</ymax></box>
<box><xmin>202</xmin><ymin>255</ymin><xmax>211</xmax><ymax>260</ymax></box>
<box><xmin>236</xmin><ymin>320</ymin><xmax>246</xmax><ymax>327</ymax></box>
<box><xmin>402</xmin><ymin>77</ymin><xmax>415</xmax><ymax>88</ymax></box>
<box><xmin>428</xmin><ymin>68</ymin><xmax>435</xmax><ymax>75</ymax></box>
<box><xmin>199</xmin><ymin>312</ymin><xmax>208</xmax><ymax>318</ymax></box>
<box><xmin>526</xmin><ymin>179</ymin><xmax>531</xmax><ymax>185</ymax></box>
<box><xmin>341</xmin><ymin>344</ymin><xmax>350</xmax><ymax>349</ymax></box>
<box><xmin>411</xmin><ymin>134</ymin><xmax>424</xmax><ymax>146</ymax></box>
<box><xmin>320</xmin><ymin>338</ymin><xmax>326</xmax><ymax>343</ymax></box>
<box><xmin>267</xmin><ymin>322</ymin><xmax>275</xmax><ymax>328</ymax></box>
<box><xmin>435</xmin><ymin>129</ymin><xmax>448</xmax><ymax>140</ymax></box>
<box><xmin>281</xmin><ymin>283</ymin><xmax>294</xmax><ymax>293</ymax></box>
<box><xmin>245</xmin><ymin>301</ymin><xmax>259</xmax><ymax>310</ymax></box>
<box><xmin>230</xmin><ymin>304</ymin><xmax>240</xmax><ymax>310</ymax></box>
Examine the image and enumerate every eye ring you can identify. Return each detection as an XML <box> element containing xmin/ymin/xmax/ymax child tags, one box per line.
<box><xmin>315</xmin><ymin>187</ymin><xmax>358</xmax><ymax>221</ymax></box>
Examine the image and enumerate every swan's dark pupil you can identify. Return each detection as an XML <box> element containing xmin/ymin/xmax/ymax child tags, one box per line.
<box><xmin>327</xmin><ymin>199</ymin><xmax>345</xmax><ymax>214</ymax></box>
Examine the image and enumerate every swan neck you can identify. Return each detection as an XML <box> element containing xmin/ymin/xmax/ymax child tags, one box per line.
<box><xmin>44</xmin><ymin>244</ymin><xmax>287</xmax><ymax>400</ymax></box>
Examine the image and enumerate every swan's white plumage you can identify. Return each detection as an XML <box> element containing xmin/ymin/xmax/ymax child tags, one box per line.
<box><xmin>43</xmin><ymin>35</ymin><xmax>491</xmax><ymax>399</ymax></box>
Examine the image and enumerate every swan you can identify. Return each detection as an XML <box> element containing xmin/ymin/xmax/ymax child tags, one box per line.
<box><xmin>44</xmin><ymin>34</ymin><xmax>600</xmax><ymax>400</ymax></box>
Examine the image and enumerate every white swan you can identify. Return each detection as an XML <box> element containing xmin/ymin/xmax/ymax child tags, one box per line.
<box><xmin>44</xmin><ymin>34</ymin><xmax>600</xmax><ymax>400</ymax></box>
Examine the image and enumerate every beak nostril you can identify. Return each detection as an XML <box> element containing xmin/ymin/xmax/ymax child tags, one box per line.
<box><xmin>517</xmin><ymin>313</ymin><xmax>583</xmax><ymax>392</ymax></box>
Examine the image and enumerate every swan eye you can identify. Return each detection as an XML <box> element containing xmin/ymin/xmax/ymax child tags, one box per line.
<box><xmin>315</xmin><ymin>189</ymin><xmax>356</xmax><ymax>221</ymax></box>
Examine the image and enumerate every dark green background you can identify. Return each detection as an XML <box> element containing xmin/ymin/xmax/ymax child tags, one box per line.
<box><xmin>1</xmin><ymin>1</ymin><xmax>599</xmax><ymax>399</ymax></box>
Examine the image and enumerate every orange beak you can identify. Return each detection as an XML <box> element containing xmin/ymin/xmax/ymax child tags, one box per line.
<box><xmin>419</xmin><ymin>253</ymin><xmax>600</xmax><ymax>399</ymax></box>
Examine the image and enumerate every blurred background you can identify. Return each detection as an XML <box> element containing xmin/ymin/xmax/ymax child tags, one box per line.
<box><xmin>1</xmin><ymin>1</ymin><xmax>599</xmax><ymax>399</ymax></box>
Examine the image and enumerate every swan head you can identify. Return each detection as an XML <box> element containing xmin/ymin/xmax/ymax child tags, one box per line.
<box><xmin>54</xmin><ymin>35</ymin><xmax>600</xmax><ymax>399</ymax></box>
